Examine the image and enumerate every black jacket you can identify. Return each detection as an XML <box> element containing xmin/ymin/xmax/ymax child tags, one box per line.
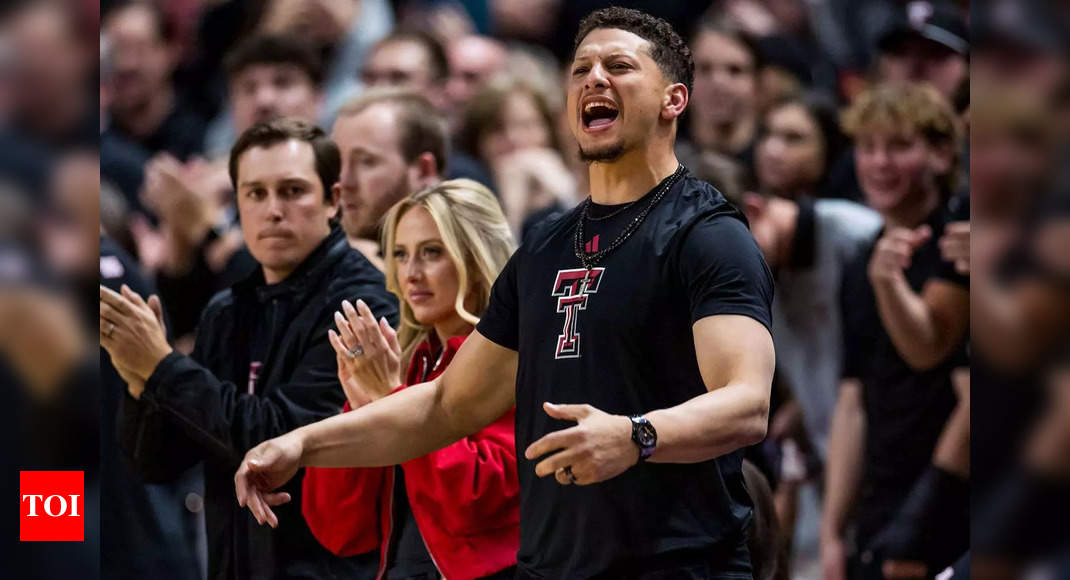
<box><xmin>119</xmin><ymin>228</ymin><xmax>397</xmax><ymax>579</ymax></box>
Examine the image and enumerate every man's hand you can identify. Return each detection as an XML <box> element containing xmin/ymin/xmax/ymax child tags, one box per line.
<box><xmin>939</xmin><ymin>221</ymin><xmax>970</xmax><ymax>275</ymax></box>
<box><xmin>524</xmin><ymin>402</ymin><xmax>639</xmax><ymax>486</ymax></box>
<box><xmin>99</xmin><ymin>285</ymin><xmax>173</xmax><ymax>393</ymax></box>
<box><xmin>869</xmin><ymin>225</ymin><xmax>932</xmax><ymax>284</ymax></box>
<box><xmin>235</xmin><ymin>433</ymin><xmax>303</xmax><ymax>527</ymax></box>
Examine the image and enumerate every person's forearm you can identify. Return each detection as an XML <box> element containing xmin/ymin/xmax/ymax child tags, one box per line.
<box><xmin>822</xmin><ymin>382</ymin><xmax>865</xmax><ymax>537</ymax></box>
<box><xmin>297</xmin><ymin>379</ymin><xmax>467</xmax><ymax>468</ymax></box>
<box><xmin>933</xmin><ymin>370</ymin><xmax>970</xmax><ymax>477</ymax></box>
<box><xmin>872</xmin><ymin>275</ymin><xmax>941</xmax><ymax>370</ymax></box>
<box><xmin>646</xmin><ymin>382</ymin><xmax>768</xmax><ymax>464</ymax></box>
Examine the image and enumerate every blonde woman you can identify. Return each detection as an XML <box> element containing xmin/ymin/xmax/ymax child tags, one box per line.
<box><xmin>302</xmin><ymin>179</ymin><xmax>520</xmax><ymax>580</ymax></box>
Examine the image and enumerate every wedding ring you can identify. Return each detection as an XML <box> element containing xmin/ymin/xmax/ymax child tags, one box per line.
<box><xmin>346</xmin><ymin>345</ymin><xmax>364</xmax><ymax>358</ymax></box>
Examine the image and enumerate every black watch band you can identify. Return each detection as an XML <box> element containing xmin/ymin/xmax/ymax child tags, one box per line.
<box><xmin>630</xmin><ymin>415</ymin><xmax>657</xmax><ymax>463</ymax></box>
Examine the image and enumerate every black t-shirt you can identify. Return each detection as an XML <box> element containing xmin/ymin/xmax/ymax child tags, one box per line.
<box><xmin>477</xmin><ymin>169</ymin><xmax>774</xmax><ymax>578</ymax></box>
<box><xmin>840</xmin><ymin>206</ymin><xmax>970</xmax><ymax>544</ymax></box>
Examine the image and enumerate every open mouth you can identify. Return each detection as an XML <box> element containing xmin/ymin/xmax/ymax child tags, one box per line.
<box><xmin>582</xmin><ymin>99</ymin><xmax>619</xmax><ymax>131</ymax></box>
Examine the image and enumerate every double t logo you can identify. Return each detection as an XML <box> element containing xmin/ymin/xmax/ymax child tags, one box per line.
<box><xmin>551</xmin><ymin>268</ymin><xmax>605</xmax><ymax>359</ymax></box>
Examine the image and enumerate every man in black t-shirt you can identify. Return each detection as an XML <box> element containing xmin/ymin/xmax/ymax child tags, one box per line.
<box><xmin>235</xmin><ymin>8</ymin><xmax>775</xmax><ymax>578</ymax></box>
<box><xmin>822</xmin><ymin>84</ymin><xmax>971</xmax><ymax>580</ymax></box>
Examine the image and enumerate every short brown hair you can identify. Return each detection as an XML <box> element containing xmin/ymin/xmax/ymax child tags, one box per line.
<box><xmin>336</xmin><ymin>88</ymin><xmax>449</xmax><ymax>174</ymax></box>
<box><xmin>842</xmin><ymin>83</ymin><xmax>962</xmax><ymax>193</ymax></box>
<box><xmin>228</xmin><ymin>118</ymin><xmax>340</xmax><ymax>200</ymax></box>
<box><xmin>224</xmin><ymin>34</ymin><xmax>324</xmax><ymax>88</ymax></box>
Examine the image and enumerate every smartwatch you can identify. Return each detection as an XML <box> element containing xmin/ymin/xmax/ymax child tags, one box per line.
<box><xmin>629</xmin><ymin>415</ymin><xmax>657</xmax><ymax>463</ymax></box>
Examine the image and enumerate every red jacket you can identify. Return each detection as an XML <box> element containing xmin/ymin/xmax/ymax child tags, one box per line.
<box><xmin>302</xmin><ymin>334</ymin><xmax>520</xmax><ymax>580</ymax></box>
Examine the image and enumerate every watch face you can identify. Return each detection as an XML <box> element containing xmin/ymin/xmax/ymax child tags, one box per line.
<box><xmin>637</xmin><ymin>423</ymin><xmax>656</xmax><ymax>447</ymax></box>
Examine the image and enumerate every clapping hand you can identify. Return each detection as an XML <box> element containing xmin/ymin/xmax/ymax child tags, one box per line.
<box><xmin>327</xmin><ymin>299</ymin><xmax>401</xmax><ymax>408</ymax></box>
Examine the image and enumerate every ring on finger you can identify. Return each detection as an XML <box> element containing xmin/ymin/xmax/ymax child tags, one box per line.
<box><xmin>345</xmin><ymin>345</ymin><xmax>364</xmax><ymax>358</ymax></box>
<box><xmin>105</xmin><ymin>322</ymin><xmax>116</xmax><ymax>338</ymax></box>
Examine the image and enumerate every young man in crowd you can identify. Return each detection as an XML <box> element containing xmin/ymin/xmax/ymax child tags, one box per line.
<box><xmin>331</xmin><ymin>89</ymin><xmax>446</xmax><ymax>269</ymax></box>
<box><xmin>101</xmin><ymin>1</ymin><xmax>207</xmax><ymax>160</ymax></box>
<box><xmin>136</xmin><ymin>34</ymin><xmax>327</xmax><ymax>346</ymax></box>
<box><xmin>100</xmin><ymin>119</ymin><xmax>399</xmax><ymax>579</ymax></box>
<box><xmin>821</xmin><ymin>84</ymin><xmax>970</xmax><ymax>580</ymax></box>
<box><xmin>236</xmin><ymin>8</ymin><xmax>776</xmax><ymax>578</ymax></box>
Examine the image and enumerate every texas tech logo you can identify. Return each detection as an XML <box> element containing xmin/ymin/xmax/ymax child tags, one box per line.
<box><xmin>20</xmin><ymin>471</ymin><xmax>84</xmax><ymax>541</ymax></box>
<box><xmin>551</xmin><ymin>268</ymin><xmax>605</xmax><ymax>359</ymax></box>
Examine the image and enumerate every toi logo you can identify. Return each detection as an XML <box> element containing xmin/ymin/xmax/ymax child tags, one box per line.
<box><xmin>20</xmin><ymin>471</ymin><xmax>84</xmax><ymax>541</ymax></box>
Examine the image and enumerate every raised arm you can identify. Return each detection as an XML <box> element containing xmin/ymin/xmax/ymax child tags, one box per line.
<box><xmin>235</xmin><ymin>330</ymin><xmax>517</xmax><ymax>526</ymax></box>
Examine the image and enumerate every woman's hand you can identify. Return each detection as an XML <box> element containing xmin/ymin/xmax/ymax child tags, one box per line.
<box><xmin>327</xmin><ymin>299</ymin><xmax>401</xmax><ymax>408</ymax></box>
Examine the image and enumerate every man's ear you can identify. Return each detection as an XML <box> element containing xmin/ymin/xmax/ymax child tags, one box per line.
<box><xmin>741</xmin><ymin>191</ymin><xmax>767</xmax><ymax>220</ymax></box>
<box><xmin>661</xmin><ymin>83</ymin><xmax>689</xmax><ymax>121</ymax></box>
<box><xmin>415</xmin><ymin>152</ymin><xmax>440</xmax><ymax>185</ymax></box>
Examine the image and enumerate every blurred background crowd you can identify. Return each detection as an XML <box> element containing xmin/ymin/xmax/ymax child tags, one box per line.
<box><xmin>1</xmin><ymin>0</ymin><xmax>1070</xmax><ymax>578</ymax></box>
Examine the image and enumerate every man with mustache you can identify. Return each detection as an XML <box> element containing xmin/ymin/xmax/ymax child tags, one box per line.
<box><xmin>101</xmin><ymin>118</ymin><xmax>398</xmax><ymax>579</ymax></box>
<box><xmin>236</xmin><ymin>8</ymin><xmax>775</xmax><ymax>578</ymax></box>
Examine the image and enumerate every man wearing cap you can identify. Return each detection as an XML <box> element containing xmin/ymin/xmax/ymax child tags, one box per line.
<box><xmin>876</xmin><ymin>0</ymin><xmax>969</xmax><ymax>99</ymax></box>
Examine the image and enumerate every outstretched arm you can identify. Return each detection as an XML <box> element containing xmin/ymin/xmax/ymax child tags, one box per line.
<box><xmin>235</xmin><ymin>330</ymin><xmax>517</xmax><ymax>526</ymax></box>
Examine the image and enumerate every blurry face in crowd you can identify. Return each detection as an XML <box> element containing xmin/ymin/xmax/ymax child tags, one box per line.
<box><xmin>235</xmin><ymin>139</ymin><xmax>337</xmax><ymax>284</ymax></box>
<box><xmin>102</xmin><ymin>4</ymin><xmax>172</xmax><ymax>115</ymax></box>
<box><xmin>878</xmin><ymin>38</ymin><xmax>967</xmax><ymax>99</ymax></box>
<box><xmin>362</xmin><ymin>40</ymin><xmax>440</xmax><ymax>94</ymax></box>
<box><xmin>8</xmin><ymin>2</ymin><xmax>88</xmax><ymax>127</ymax></box>
<box><xmin>971</xmin><ymin>123</ymin><xmax>1053</xmax><ymax>218</ymax></box>
<box><xmin>393</xmin><ymin>206</ymin><xmax>466</xmax><ymax>333</ymax></box>
<box><xmin>230</xmin><ymin>64</ymin><xmax>321</xmax><ymax>134</ymax></box>
<box><xmin>854</xmin><ymin>127</ymin><xmax>946</xmax><ymax>215</ymax></box>
<box><xmin>42</xmin><ymin>152</ymin><xmax>100</xmax><ymax>278</ymax></box>
<box><xmin>332</xmin><ymin>103</ymin><xmax>429</xmax><ymax>240</ymax></box>
<box><xmin>567</xmin><ymin>28</ymin><xmax>673</xmax><ymax>162</ymax></box>
<box><xmin>691</xmin><ymin>30</ymin><xmax>757</xmax><ymax>125</ymax></box>
<box><xmin>756</xmin><ymin>103</ymin><xmax>825</xmax><ymax>195</ymax></box>
<box><xmin>479</xmin><ymin>92</ymin><xmax>552</xmax><ymax>165</ymax></box>
<box><xmin>446</xmin><ymin>36</ymin><xmax>507</xmax><ymax>114</ymax></box>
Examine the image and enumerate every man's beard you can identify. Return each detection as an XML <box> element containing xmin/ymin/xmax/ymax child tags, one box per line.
<box><xmin>578</xmin><ymin>141</ymin><xmax>626</xmax><ymax>163</ymax></box>
<box><xmin>347</xmin><ymin>177</ymin><xmax>413</xmax><ymax>240</ymax></box>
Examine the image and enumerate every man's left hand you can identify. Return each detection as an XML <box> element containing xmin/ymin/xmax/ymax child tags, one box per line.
<box><xmin>524</xmin><ymin>402</ymin><xmax>639</xmax><ymax>486</ymax></box>
<box><xmin>100</xmin><ymin>284</ymin><xmax>173</xmax><ymax>395</ymax></box>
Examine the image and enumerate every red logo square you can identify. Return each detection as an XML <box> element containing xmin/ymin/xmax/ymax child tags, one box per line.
<box><xmin>19</xmin><ymin>471</ymin><xmax>84</xmax><ymax>541</ymax></box>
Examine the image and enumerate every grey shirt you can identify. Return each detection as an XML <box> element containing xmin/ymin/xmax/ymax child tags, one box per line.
<box><xmin>772</xmin><ymin>198</ymin><xmax>882</xmax><ymax>457</ymax></box>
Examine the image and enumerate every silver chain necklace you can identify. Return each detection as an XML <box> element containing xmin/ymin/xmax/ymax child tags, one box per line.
<box><xmin>573</xmin><ymin>165</ymin><xmax>685</xmax><ymax>270</ymax></box>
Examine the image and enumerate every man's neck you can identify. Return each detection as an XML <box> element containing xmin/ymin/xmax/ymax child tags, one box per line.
<box><xmin>883</xmin><ymin>188</ymin><xmax>940</xmax><ymax>230</ymax></box>
<box><xmin>115</xmin><ymin>88</ymin><xmax>175</xmax><ymax>139</ymax></box>
<box><xmin>691</xmin><ymin>114</ymin><xmax>755</xmax><ymax>156</ymax></box>
<box><xmin>587</xmin><ymin>146</ymin><xmax>680</xmax><ymax>205</ymax></box>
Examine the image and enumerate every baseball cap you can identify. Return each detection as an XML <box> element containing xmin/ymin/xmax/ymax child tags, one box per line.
<box><xmin>878</xmin><ymin>1</ymin><xmax>969</xmax><ymax>55</ymax></box>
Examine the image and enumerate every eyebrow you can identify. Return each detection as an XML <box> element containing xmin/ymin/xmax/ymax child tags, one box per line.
<box><xmin>573</xmin><ymin>52</ymin><xmax>636</xmax><ymax>63</ymax></box>
<box><xmin>238</xmin><ymin>176</ymin><xmax>312</xmax><ymax>189</ymax></box>
<box><xmin>395</xmin><ymin>238</ymin><xmax>444</xmax><ymax>248</ymax></box>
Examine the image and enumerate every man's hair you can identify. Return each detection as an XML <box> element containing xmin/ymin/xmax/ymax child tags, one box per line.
<box><xmin>573</xmin><ymin>7</ymin><xmax>694</xmax><ymax>93</ymax></box>
<box><xmin>337</xmin><ymin>88</ymin><xmax>449</xmax><ymax>174</ymax></box>
<box><xmin>842</xmin><ymin>83</ymin><xmax>962</xmax><ymax>193</ymax></box>
<box><xmin>691</xmin><ymin>19</ymin><xmax>763</xmax><ymax>75</ymax></box>
<box><xmin>224</xmin><ymin>34</ymin><xmax>325</xmax><ymax>88</ymax></box>
<box><xmin>103</xmin><ymin>0</ymin><xmax>177</xmax><ymax>44</ymax></box>
<box><xmin>371</xmin><ymin>30</ymin><xmax>449</xmax><ymax>83</ymax></box>
<box><xmin>228</xmin><ymin>118</ymin><xmax>340</xmax><ymax>201</ymax></box>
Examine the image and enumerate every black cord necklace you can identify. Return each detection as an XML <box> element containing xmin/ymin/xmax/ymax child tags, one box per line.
<box><xmin>573</xmin><ymin>165</ymin><xmax>685</xmax><ymax>270</ymax></box>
